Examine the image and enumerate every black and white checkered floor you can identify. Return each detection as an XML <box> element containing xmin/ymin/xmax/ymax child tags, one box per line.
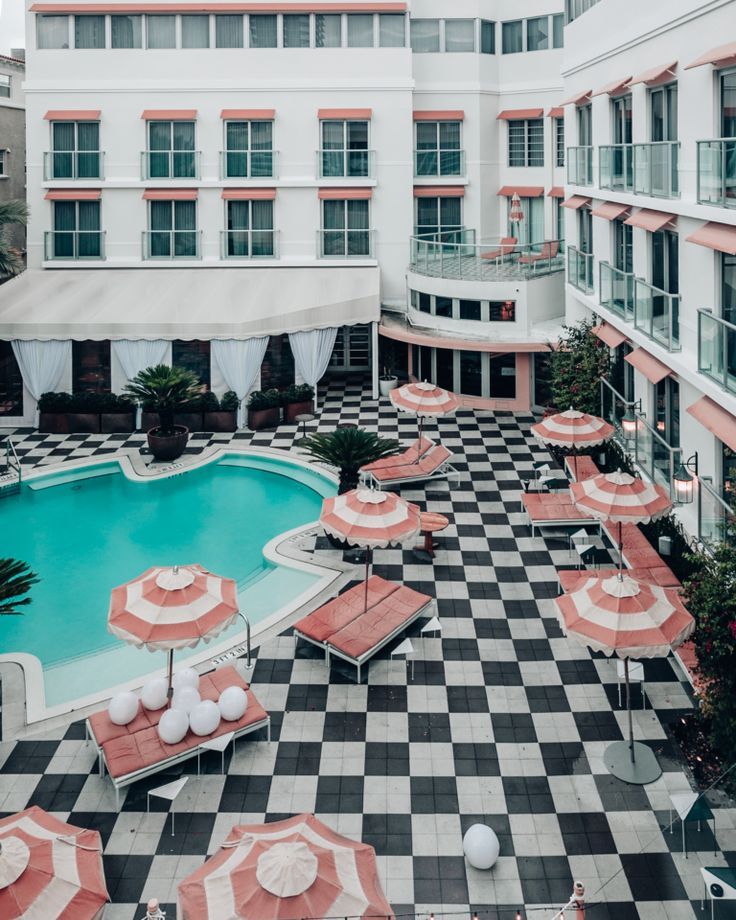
<box><xmin>2</xmin><ymin>377</ymin><xmax>734</xmax><ymax>920</ymax></box>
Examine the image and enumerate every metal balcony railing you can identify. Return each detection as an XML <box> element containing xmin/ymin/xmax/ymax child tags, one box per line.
<box><xmin>567</xmin><ymin>146</ymin><xmax>593</xmax><ymax>185</ymax></box>
<box><xmin>413</xmin><ymin>149</ymin><xmax>465</xmax><ymax>177</ymax></box>
<box><xmin>142</xmin><ymin>229</ymin><xmax>201</xmax><ymax>260</ymax></box>
<box><xmin>44</xmin><ymin>150</ymin><xmax>104</xmax><ymax>180</ymax></box>
<box><xmin>634</xmin><ymin>278</ymin><xmax>680</xmax><ymax>351</ymax></box>
<box><xmin>140</xmin><ymin>150</ymin><xmax>201</xmax><ymax>180</ymax></box>
<box><xmin>220</xmin><ymin>229</ymin><xmax>279</xmax><ymax>259</ymax></box>
<box><xmin>599</xmin><ymin>144</ymin><xmax>633</xmax><ymax>192</ymax></box>
<box><xmin>317</xmin><ymin>228</ymin><xmax>375</xmax><ymax>259</ymax></box>
<box><xmin>317</xmin><ymin>149</ymin><xmax>375</xmax><ymax>179</ymax></box>
<box><xmin>697</xmin><ymin>138</ymin><xmax>736</xmax><ymax>208</ymax></box>
<box><xmin>632</xmin><ymin>141</ymin><xmax>679</xmax><ymax>198</ymax></box>
<box><xmin>44</xmin><ymin>230</ymin><xmax>105</xmax><ymax>260</ymax></box>
<box><xmin>698</xmin><ymin>308</ymin><xmax>736</xmax><ymax>395</ymax></box>
<box><xmin>599</xmin><ymin>261</ymin><xmax>634</xmax><ymax>320</ymax></box>
<box><xmin>699</xmin><ymin>476</ymin><xmax>734</xmax><ymax>549</ymax></box>
<box><xmin>567</xmin><ymin>246</ymin><xmax>594</xmax><ymax>293</ymax></box>
<box><xmin>219</xmin><ymin>149</ymin><xmax>278</xmax><ymax>179</ymax></box>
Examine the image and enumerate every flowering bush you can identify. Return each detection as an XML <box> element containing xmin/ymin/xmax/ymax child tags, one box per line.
<box><xmin>550</xmin><ymin>318</ymin><xmax>610</xmax><ymax>415</ymax></box>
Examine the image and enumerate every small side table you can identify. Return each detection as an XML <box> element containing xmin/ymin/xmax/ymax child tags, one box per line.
<box><xmin>390</xmin><ymin>638</ymin><xmax>415</xmax><ymax>680</ymax></box>
<box><xmin>414</xmin><ymin>512</ymin><xmax>450</xmax><ymax>562</ymax></box>
<box><xmin>294</xmin><ymin>413</ymin><xmax>316</xmax><ymax>438</ymax></box>
<box><xmin>197</xmin><ymin>731</ymin><xmax>235</xmax><ymax>775</ymax></box>
<box><xmin>147</xmin><ymin>776</ymin><xmax>188</xmax><ymax>836</ymax></box>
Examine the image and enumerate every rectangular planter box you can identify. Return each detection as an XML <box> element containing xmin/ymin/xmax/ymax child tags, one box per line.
<box><xmin>67</xmin><ymin>412</ymin><xmax>101</xmax><ymax>434</ymax></box>
<box><xmin>101</xmin><ymin>412</ymin><xmax>136</xmax><ymax>434</ymax></box>
<box><xmin>248</xmin><ymin>407</ymin><xmax>280</xmax><ymax>431</ymax></box>
<box><xmin>174</xmin><ymin>411</ymin><xmax>204</xmax><ymax>432</ymax></box>
<box><xmin>39</xmin><ymin>412</ymin><xmax>69</xmax><ymax>434</ymax></box>
<box><xmin>284</xmin><ymin>401</ymin><xmax>313</xmax><ymax>424</ymax></box>
<box><xmin>204</xmin><ymin>410</ymin><xmax>237</xmax><ymax>432</ymax></box>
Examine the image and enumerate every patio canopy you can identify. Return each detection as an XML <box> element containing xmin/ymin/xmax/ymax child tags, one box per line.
<box><xmin>0</xmin><ymin>266</ymin><xmax>380</xmax><ymax>341</ymax></box>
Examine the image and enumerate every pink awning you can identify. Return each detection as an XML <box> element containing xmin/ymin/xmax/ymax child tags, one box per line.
<box><xmin>32</xmin><ymin>2</ymin><xmax>407</xmax><ymax>9</ymax></box>
<box><xmin>629</xmin><ymin>61</ymin><xmax>677</xmax><ymax>86</ymax></box>
<box><xmin>686</xmin><ymin>41</ymin><xmax>736</xmax><ymax>70</ymax></box>
<box><xmin>318</xmin><ymin>187</ymin><xmax>372</xmax><ymax>200</ymax></box>
<box><xmin>142</xmin><ymin>109</ymin><xmax>196</xmax><ymax>120</ymax></box>
<box><xmin>686</xmin><ymin>222</ymin><xmax>736</xmax><ymax>256</ymax></box>
<box><xmin>548</xmin><ymin>107</ymin><xmax>564</xmax><ymax>118</ymax></box>
<box><xmin>413</xmin><ymin>110</ymin><xmax>464</xmax><ymax>121</ymax></box>
<box><xmin>318</xmin><ymin>108</ymin><xmax>372</xmax><ymax>120</ymax></box>
<box><xmin>45</xmin><ymin>189</ymin><xmax>101</xmax><ymax>200</ymax></box>
<box><xmin>625</xmin><ymin>348</ymin><xmax>673</xmax><ymax>384</ymax></box>
<box><xmin>560</xmin><ymin>90</ymin><xmax>592</xmax><ymax>107</ymax></box>
<box><xmin>497</xmin><ymin>108</ymin><xmax>544</xmax><ymax>120</ymax></box>
<box><xmin>143</xmin><ymin>188</ymin><xmax>198</xmax><ymax>200</ymax></box>
<box><xmin>687</xmin><ymin>397</ymin><xmax>736</xmax><ymax>452</ymax></box>
<box><xmin>562</xmin><ymin>195</ymin><xmax>591</xmax><ymax>210</ymax></box>
<box><xmin>591</xmin><ymin>201</ymin><xmax>631</xmax><ymax>221</ymax></box>
<box><xmin>413</xmin><ymin>186</ymin><xmax>464</xmax><ymax>198</ymax></box>
<box><xmin>44</xmin><ymin>109</ymin><xmax>100</xmax><ymax>120</ymax></box>
<box><xmin>624</xmin><ymin>208</ymin><xmax>676</xmax><ymax>232</ymax></box>
<box><xmin>593</xmin><ymin>322</ymin><xmax>628</xmax><ymax>349</ymax></box>
<box><xmin>548</xmin><ymin>186</ymin><xmax>565</xmax><ymax>198</ymax></box>
<box><xmin>221</xmin><ymin>188</ymin><xmax>276</xmax><ymax>200</ymax></box>
<box><xmin>592</xmin><ymin>76</ymin><xmax>631</xmax><ymax>97</ymax></box>
<box><xmin>221</xmin><ymin>109</ymin><xmax>274</xmax><ymax>120</ymax></box>
<box><xmin>498</xmin><ymin>185</ymin><xmax>544</xmax><ymax>198</ymax></box>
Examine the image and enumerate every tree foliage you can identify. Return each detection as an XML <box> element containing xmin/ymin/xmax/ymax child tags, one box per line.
<box><xmin>0</xmin><ymin>200</ymin><xmax>29</xmax><ymax>279</ymax></box>
<box><xmin>301</xmin><ymin>427</ymin><xmax>400</xmax><ymax>493</ymax></box>
<box><xmin>123</xmin><ymin>364</ymin><xmax>202</xmax><ymax>435</ymax></box>
<box><xmin>0</xmin><ymin>558</ymin><xmax>39</xmax><ymax>616</ymax></box>
<box><xmin>550</xmin><ymin>318</ymin><xmax>610</xmax><ymax>415</ymax></box>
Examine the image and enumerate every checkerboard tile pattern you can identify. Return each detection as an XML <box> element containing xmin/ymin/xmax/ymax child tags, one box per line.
<box><xmin>1</xmin><ymin>377</ymin><xmax>734</xmax><ymax>920</ymax></box>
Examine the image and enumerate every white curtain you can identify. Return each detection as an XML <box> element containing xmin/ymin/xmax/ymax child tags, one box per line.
<box><xmin>211</xmin><ymin>337</ymin><xmax>269</xmax><ymax>427</ymax></box>
<box><xmin>11</xmin><ymin>340</ymin><xmax>71</xmax><ymax>427</ymax></box>
<box><xmin>112</xmin><ymin>339</ymin><xmax>169</xmax><ymax>428</ymax></box>
<box><xmin>288</xmin><ymin>327</ymin><xmax>339</xmax><ymax>412</ymax></box>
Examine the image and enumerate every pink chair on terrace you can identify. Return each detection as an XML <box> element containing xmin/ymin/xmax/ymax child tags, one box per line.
<box><xmin>481</xmin><ymin>236</ymin><xmax>517</xmax><ymax>261</ymax></box>
<box><xmin>519</xmin><ymin>240</ymin><xmax>560</xmax><ymax>266</ymax></box>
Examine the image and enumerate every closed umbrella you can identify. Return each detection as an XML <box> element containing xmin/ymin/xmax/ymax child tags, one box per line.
<box><xmin>389</xmin><ymin>380</ymin><xmax>460</xmax><ymax>447</ymax></box>
<box><xmin>531</xmin><ymin>408</ymin><xmax>614</xmax><ymax>479</ymax></box>
<box><xmin>509</xmin><ymin>192</ymin><xmax>525</xmax><ymax>225</ymax></box>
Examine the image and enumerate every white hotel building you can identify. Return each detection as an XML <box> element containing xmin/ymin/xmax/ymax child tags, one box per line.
<box><xmin>0</xmin><ymin>0</ymin><xmax>567</xmax><ymax>425</ymax></box>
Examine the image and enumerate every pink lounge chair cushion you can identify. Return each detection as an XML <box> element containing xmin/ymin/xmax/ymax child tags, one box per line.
<box><xmin>293</xmin><ymin>575</ymin><xmax>399</xmax><ymax>644</ymax></box>
<box><xmin>522</xmin><ymin>492</ymin><xmax>595</xmax><ymax>521</ymax></box>
<box><xmin>369</xmin><ymin>444</ymin><xmax>452</xmax><ymax>482</ymax></box>
<box><xmin>480</xmin><ymin>237</ymin><xmax>517</xmax><ymax>261</ymax></box>
<box><xmin>518</xmin><ymin>241</ymin><xmax>560</xmax><ymax>265</ymax></box>
<box><xmin>564</xmin><ymin>456</ymin><xmax>600</xmax><ymax>481</ymax></box>
<box><xmin>361</xmin><ymin>437</ymin><xmax>433</xmax><ymax>473</ymax></box>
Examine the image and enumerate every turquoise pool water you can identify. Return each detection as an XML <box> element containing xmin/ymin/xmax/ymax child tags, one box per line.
<box><xmin>0</xmin><ymin>454</ymin><xmax>334</xmax><ymax>707</ymax></box>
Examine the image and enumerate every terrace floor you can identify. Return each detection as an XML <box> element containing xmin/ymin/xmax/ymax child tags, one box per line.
<box><xmin>2</xmin><ymin>376</ymin><xmax>735</xmax><ymax>920</ymax></box>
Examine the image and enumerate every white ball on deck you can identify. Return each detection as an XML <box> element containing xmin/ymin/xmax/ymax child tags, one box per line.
<box><xmin>172</xmin><ymin>686</ymin><xmax>201</xmax><ymax>714</ymax></box>
<box><xmin>141</xmin><ymin>678</ymin><xmax>168</xmax><ymax>711</ymax></box>
<box><xmin>108</xmin><ymin>691</ymin><xmax>139</xmax><ymax>726</ymax></box>
<box><xmin>172</xmin><ymin>668</ymin><xmax>199</xmax><ymax>691</ymax></box>
<box><xmin>157</xmin><ymin>707</ymin><xmax>189</xmax><ymax>745</ymax></box>
<box><xmin>189</xmin><ymin>699</ymin><xmax>221</xmax><ymax>737</ymax></box>
<box><xmin>463</xmin><ymin>824</ymin><xmax>500</xmax><ymax>870</ymax></box>
<box><xmin>218</xmin><ymin>686</ymin><xmax>248</xmax><ymax>722</ymax></box>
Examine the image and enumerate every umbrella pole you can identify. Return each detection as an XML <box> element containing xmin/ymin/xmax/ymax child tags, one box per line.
<box><xmin>166</xmin><ymin>648</ymin><xmax>174</xmax><ymax>708</ymax></box>
<box><xmin>618</xmin><ymin>521</ymin><xmax>624</xmax><ymax>578</ymax></box>
<box><xmin>364</xmin><ymin>547</ymin><xmax>371</xmax><ymax>613</ymax></box>
<box><xmin>625</xmin><ymin>658</ymin><xmax>636</xmax><ymax>764</ymax></box>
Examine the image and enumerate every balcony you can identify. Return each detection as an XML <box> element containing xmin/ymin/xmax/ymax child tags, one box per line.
<box><xmin>634</xmin><ymin>278</ymin><xmax>680</xmax><ymax>350</ymax></box>
<box><xmin>220</xmin><ymin>229</ymin><xmax>279</xmax><ymax>259</ymax></box>
<box><xmin>141</xmin><ymin>150</ymin><xmax>201</xmax><ymax>181</ymax></box>
<box><xmin>44</xmin><ymin>150</ymin><xmax>104</xmax><ymax>180</ymax></box>
<box><xmin>599</xmin><ymin>262</ymin><xmax>634</xmax><ymax>320</ymax></box>
<box><xmin>219</xmin><ymin>150</ymin><xmax>278</xmax><ymax>180</ymax></box>
<box><xmin>632</xmin><ymin>141</ymin><xmax>679</xmax><ymax>198</ymax></box>
<box><xmin>567</xmin><ymin>146</ymin><xmax>593</xmax><ymax>186</ymax></box>
<box><xmin>44</xmin><ymin>230</ymin><xmax>105</xmax><ymax>260</ymax></box>
<box><xmin>317</xmin><ymin>228</ymin><xmax>375</xmax><ymax>259</ymax></box>
<box><xmin>698</xmin><ymin>309</ymin><xmax>736</xmax><ymax>394</ymax></box>
<box><xmin>317</xmin><ymin>149</ymin><xmax>375</xmax><ymax>179</ymax></box>
<box><xmin>699</xmin><ymin>475</ymin><xmax>734</xmax><ymax>549</ymax></box>
<box><xmin>142</xmin><ymin>230</ymin><xmax>201</xmax><ymax>260</ymax></box>
<box><xmin>410</xmin><ymin>231</ymin><xmax>564</xmax><ymax>282</ymax></box>
<box><xmin>697</xmin><ymin>138</ymin><xmax>736</xmax><ymax>208</ymax></box>
<box><xmin>413</xmin><ymin>149</ymin><xmax>465</xmax><ymax>178</ymax></box>
<box><xmin>567</xmin><ymin>246</ymin><xmax>593</xmax><ymax>293</ymax></box>
<box><xmin>599</xmin><ymin>144</ymin><xmax>632</xmax><ymax>192</ymax></box>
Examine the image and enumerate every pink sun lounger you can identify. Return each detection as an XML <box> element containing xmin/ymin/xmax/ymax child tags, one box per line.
<box><xmin>361</xmin><ymin>441</ymin><xmax>458</xmax><ymax>489</ymax></box>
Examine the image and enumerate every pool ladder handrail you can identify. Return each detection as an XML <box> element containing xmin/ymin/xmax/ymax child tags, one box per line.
<box><xmin>238</xmin><ymin>612</ymin><xmax>252</xmax><ymax>670</ymax></box>
<box><xmin>0</xmin><ymin>437</ymin><xmax>21</xmax><ymax>497</ymax></box>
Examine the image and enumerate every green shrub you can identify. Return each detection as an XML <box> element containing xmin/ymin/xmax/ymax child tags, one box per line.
<box><xmin>550</xmin><ymin>318</ymin><xmax>610</xmax><ymax>415</ymax></box>
<box><xmin>282</xmin><ymin>383</ymin><xmax>315</xmax><ymax>405</ymax></box>
<box><xmin>247</xmin><ymin>388</ymin><xmax>281</xmax><ymax>410</ymax></box>
<box><xmin>38</xmin><ymin>391</ymin><xmax>73</xmax><ymax>412</ymax></box>
<box><xmin>220</xmin><ymin>390</ymin><xmax>240</xmax><ymax>411</ymax></box>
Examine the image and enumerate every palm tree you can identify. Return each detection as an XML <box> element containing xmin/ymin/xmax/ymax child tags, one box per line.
<box><xmin>0</xmin><ymin>558</ymin><xmax>39</xmax><ymax>616</ymax></box>
<box><xmin>300</xmin><ymin>427</ymin><xmax>401</xmax><ymax>493</ymax></box>
<box><xmin>123</xmin><ymin>364</ymin><xmax>202</xmax><ymax>436</ymax></box>
<box><xmin>0</xmin><ymin>200</ymin><xmax>29</xmax><ymax>279</ymax></box>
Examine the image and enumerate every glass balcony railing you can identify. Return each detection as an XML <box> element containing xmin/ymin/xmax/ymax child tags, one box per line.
<box><xmin>599</xmin><ymin>262</ymin><xmax>634</xmax><ymax>320</ymax></box>
<box><xmin>44</xmin><ymin>230</ymin><xmax>105</xmax><ymax>260</ymax></box>
<box><xmin>140</xmin><ymin>150</ymin><xmax>200</xmax><ymax>180</ymax></box>
<box><xmin>567</xmin><ymin>146</ymin><xmax>593</xmax><ymax>185</ymax></box>
<box><xmin>413</xmin><ymin>149</ymin><xmax>465</xmax><ymax>177</ymax></box>
<box><xmin>43</xmin><ymin>150</ymin><xmax>104</xmax><ymax>180</ymax></box>
<box><xmin>632</xmin><ymin>141</ymin><xmax>679</xmax><ymax>198</ymax></box>
<box><xmin>600</xmin><ymin>377</ymin><xmax>634</xmax><ymax>442</ymax></box>
<box><xmin>317</xmin><ymin>149</ymin><xmax>375</xmax><ymax>179</ymax></box>
<box><xmin>698</xmin><ymin>308</ymin><xmax>736</xmax><ymax>394</ymax></box>
<box><xmin>567</xmin><ymin>246</ymin><xmax>594</xmax><ymax>292</ymax></box>
<box><xmin>599</xmin><ymin>144</ymin><xmax>633</xmax><ymax>192</ymax></box>
<box><xmin>634</xmin><ymin>278</ymin><xmax>680</xmax><ymax>350</ymax></box>
<box><xmin>317</xmin><ymin>228</ymin><xmax>375</xmax><ymax>259</ymax></box>
<box><xmin>697</xmin><ymin>138</ymin><xmax>736</xmax><ymax>208</ymax></box>
<box><xmin>633</xmin><ymin>413</ymin><xmax>681</xmax><ymax>496</ymax></box>
<box><xmin>220</xmin><ymin>229</ymin><xmax>279</xmax><ymax>259</ymax></box>
<box><xmin>142</xmin><ymin>230</ymin><xmax>201</xmax><ymax>260</ymax></box>
<box><xmin>219</xmin><ymin>149</ymin><xmax>278</xmax><ymax>179</ymax></box>
<box><xmin>699</xmin><ymin>476</ymin><xmax>734</xmax><ymax>549</ymax></box>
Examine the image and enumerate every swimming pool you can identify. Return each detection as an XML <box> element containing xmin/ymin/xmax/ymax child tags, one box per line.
<box><xmin>0</xmin><ymin>451</ymin><xmax>337</xmax><ymax>716</ymax></box>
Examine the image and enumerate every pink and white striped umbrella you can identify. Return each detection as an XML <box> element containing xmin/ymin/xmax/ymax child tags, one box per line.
<box><xmin>320</xmin><ymin>489</ymin><xmax>421</xmax><ymax>549</ymax></box>
<box><xmin>0</xmin><ymin>806</ymin><xmax>109</xmax><ymax>920</ymax></box>
<box><xmin>531</xmin><ymin>408</ymin><xmax>614</xmax><ymax>449</ymax></box>
<box><xmin>571</xmin><ymin>469</ymin><xmax>672</xmax><ymax>524</ymax></box>
<box><xmin>509</xmin><ymin>192</ymin><xmax>525</xmax><ymax>224</ymax></box>
<box><xmin>177</xmin><ymin>813</ymin><xmax>394</xmax><ymax>920</ymax></box>
<box><xmin>389</xmin><ymin>381</ymin><xmax>460</xmax><ymax>418</ymax></box>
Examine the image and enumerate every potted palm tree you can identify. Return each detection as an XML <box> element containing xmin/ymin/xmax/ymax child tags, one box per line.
<box><xmin>0</xmin><ymin>199</ymin><xmax>28</xmax><ymax>282</ymax></box>
<box><xmin>0</xmin><ymin>558</ymin><xmax>39</xmax><ymax>615</ymax></box>
<box><xmin>124</xmin><ymin>364</ymin><xmax>201</xmax><ymax>462</ymax></box>
<box><xmin>300</xmin><ymin>427</ymin><xmax>401</xmax><ymax>493</ymax></box>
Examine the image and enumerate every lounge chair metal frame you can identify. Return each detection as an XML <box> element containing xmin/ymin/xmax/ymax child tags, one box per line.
<box><xmin>361</xmin><ymin>460</ymin><xmax>460</xmax><ymax>490</ymax></box>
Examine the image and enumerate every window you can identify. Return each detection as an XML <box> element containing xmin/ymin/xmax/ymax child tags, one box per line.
<box><xmin>526</xmin><ymin>16</ymin><xmax>548</xmax><ymax>51</ymax></box>
<box><xmin>249</xmin><ymin>15</ymin><xmax>277</xmax><ymax>48</ymax></box>
<box><xmin>445</xmin><ymin>19</ymin><xmax>475</xmax><ymax>52</ymax></box>
<box><xmin>315</xmin><ymin>13</ymin><xmax>341</xmax><ymax>47</ymax></box>
<box><xmin>553</xmin><ymin>14</ymin><xmax>564</xmax><ymax>48</ymax></box>
<box><xmin>74</xmin><ymin>16</ymin><xmax>105</xmax><ymax>48</ymax></box>
<box><xmin>508</xmin><ymin>119</ymin><xmax>544</xmax><ymax>167</ymax></box>
<box><xmin>578</xmin><ymin>206</ymin><xmax>592</xmax><ymax>253</ymax></box>
<box><xmin>225</xmin><ymin>199</ymin><xmax>274</xmax><ymax>257</ymax></box>
<box><xmin>111</xmin><ymin>15</ymin><xmax>142</xmax><ymax>48</ymax></box>
<box><xmin>554</xmin><ymin>198</ymin><xmax>565</xmax><ymax>243</ymax></box>
<box><xmin>0</xmin><ymin>150</ymin><xmax>6</xmax><ymax>176</ymax></box>
<box><xmin>435</xmin><ymin>296</ymin><xmax>453</xmax><ymax>317</ymax></box>
<box><xmin>652</xmin><ymin>228</ymin><xmax>679</xmax><ymax>294</ymax></box>
<box><xmin>502</xmin><ymin>20</ymin><xmax>522</xmax><ymax>54</ymax></box>
<box><xmin>613</xmin><ymin>219</ymin><xmax>633</xmax><ymax>273</ymax></box>
<box><xmin>0</xmin><ymin>341</ymin><xmax>22</xmax><ymax>416</ymax></box>
<box><xmin>577</xmin><ymin>104</ymin><xmax>592</xmax><ymax>146</ymax></box>
<box><xmin>654</xmin><ymin>376</ymin><xmax>679</xmax><ymax>448</ymax></box>
<box><xmin>721</xmin><ymin>72</ymin><xmax>736</xmax><ymax>138</ymax></box>
<box><xmin>224</xmin><ymin>121</ymin><xmax>273</xmax><ymax>178</ymax></box>
<box><xmin>460</xmin><ymin>351</ymin><xmax>482</xmax><ymax>396</ymax></box>
<box><xmin>50</xmin><ymin>121</ymin><xmax>101</xmax><ymax>179</ymax></box>
<box><xmin>215</xmin><ymin>15</ymin><xmax>243</xmax><ymax>48</ymax></box>
<box><xmin>509</xmin><ymin>197</ymin><xmax>544</xmax><ymax>246</ymax></box>
<box><xmin>181</xmin><ymin>15</ymin><xmax>209</xmax><ymax>47</ymax></box>
<box><xmin>490</xmin><ymin>354</ymin><xmax>516</xmax><ymax>399</ymax></box>
<box><xmin>410</xmin><ymin>19</ymin><xmax>440</xmax><ymax>53</ymax></box>
<box><xmin>148</xmin><ymin>200</ymin><xmax>198</xmax><ymax>258</ymax></box>
<box><xmin>146</xmin><ymin>15</ymin><xmax>176</xmax><ymax>48</ymax></box>
<box><xmin>147</xmin><ymin>121</ymin><xmax>196</xmax><ymax>179</ymax></box>
<box><xmin>612</xmin><ymin>94</ymin><xmax>632</xmax><ymax>145</ymax></box>
<box><xmin>52</xmin><ymin>200</ymin><xmax>102</xmax><ymax>259</ymax></box>
<box><xmin>321</xmin><ymin>199</ymin><xmax>371</xmax><ymax>257</ymax></box>
<box><xmin>283</xmin><ymin>14</ymin><xmax>310</xmax><ymax>47</ymax></box>
<box><xmin>320</xmin><ymin>120</ymin><xmax>369</xmax><ymax>177</ymax></box>
<box><xmin>347</xmin><ymin>14</ymin><xmax>373</xmax><ymax>47</ymax></box>
<box><xmin>415</xmin><ymin>121</ymin><xmax>462</xmax><ymax>176</ymax></box>
<box><xmin>555</xmin><ymin>117</ymin><xmax>565</xmax><ymax>167</ymax></box>
<box><xmin>379</xmin><ymin>14</ymin><xmax>404</xmax><ymax>47</ymax></box>
<box><xmin>72</xmin><ymin>341</ymin><xmax>111</xmax><ymax>394</ymax></box>
<box><xmin>723</xmin><ymin>253</ymin><xmax>736</xmax><ymax>325</ymax></box>
<box><xmin>0</xmin><ymin>75</ymin><xmax>10</xmax><ymax>98</ymax></box>
<box><xmin>459</xmin><ymin>299</ymin><xmax>481</xmax><ymax>321</ymax></box>
<box><xmin>489</xmin><ymin>301</ymin><xmax>516</xmax><ymax>322</ymax></box>
<box><xmin>651</xmin><ymin>83</ymin><xmax>678</xmax><ymax>141</ymax></box>
<box><xmin>480</xmin><ymin>20</ymin><xmax>495</xmax><ymax>54</ymax></box>
<box><xmin>415</xmin><ymin>196</ymin><xmax>462</xmax><ymax>238</ymax></box>
<box><xmin>172</xmin><ymin>341</ymin><xmax>210</xmax><ymax>387</ymax></box>
<box><xmin>37</xmin><ymin>15</ymin><xmax>70</xmax><ymax>49</ymax></box>
<box><xmin>415</xmin><ymin>291</ymin><xmax>431</xmax><ymax>313</ymax></box>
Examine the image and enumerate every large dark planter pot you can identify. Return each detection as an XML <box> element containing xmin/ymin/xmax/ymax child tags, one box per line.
<box><xmin>204</xmin><ymin>410</ymin><xmax>237</xmax><ymax>432</ymax></box>
<box><xmin>147</xmin><ymin>426</ymin><xmax>189</xmax><ymax>462</ymax></box>
<box><xmin>174</xmin><ymin>411</ymin><xmax>204</xmax><ymax>432</ymax></box>
<box><xmin>248</xmin><ymin>407</ymin><xmax>280</xmax><ymax>431</ymax></box>
<box><xmin>67</xmin><ymin>412</ymin><xmax>101</xmax><ymax>434</ymax></box>
<box><xmin>284</xmin><ymin>400</ymin><xmax>313</xmax><ymax>424</ymax></box>
<box><xmin>101</xmin><ymin>412</ymin><xmax>135</xmax><ymax>434</ymax></box>
<box><xmin>39</xmin><ymin>412</ymin><xmax>69</xmax><ymax>434</ymax></box>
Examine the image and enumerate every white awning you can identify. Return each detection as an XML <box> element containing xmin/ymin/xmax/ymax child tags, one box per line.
<box><xmin>0</xmin><ymin>266</ymin><xmax>381</xmax><ymax>341</ymax></box>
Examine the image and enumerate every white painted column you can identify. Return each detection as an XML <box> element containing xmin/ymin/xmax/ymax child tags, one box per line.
<box><xmin>371</xmin><ymin>321</ymin><xmax>379</xmax><ymax>400</ymax></box>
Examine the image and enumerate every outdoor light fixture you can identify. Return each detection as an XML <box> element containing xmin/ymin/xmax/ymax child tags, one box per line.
<box><xmin>673</xmin><ymin>453</ymin><xmax>698</xmax><ymax>504</ymax></box>
<box><xmin>621</xmin><ymin>400</ymin><xmax>642</xmax><ymax>439</ymax></box>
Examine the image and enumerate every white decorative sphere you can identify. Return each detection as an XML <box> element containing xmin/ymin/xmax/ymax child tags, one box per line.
<box><xmin>189</xmin><ymin>699</ymin><xmax>221</xmax><ymax>737</ymax></box>
<box><xmin>463</xmin><ymin>824</ymin><xmax>500</xmax><ymax>870</ymax></box>
<box><xmin>172</xmin><ymin>686</ymin><xmax>201</xmax><ymax>714</ymax></box>
<box><xmin>141</xmin><ymin>678</ymin><xmax>168</xmax><ymax>711</ymax></box>
<box><xmin>218</xmin><ymin>686</ymin><xmax>248</xmax><ymax>722</ymax></box>
<box><xmin>158</xmin><ymin>708</ymin><xmax>189</xmax><ymax>745</ymax></box>
<box><xmin>108</xmin><ymin>691</ymin><xmax>139</xmax><ymax>726</ymax></box>
<box><xmin>172</xmin><ymin>668</ymin><xmax>199</xmax><ymax>691</ymax></box>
